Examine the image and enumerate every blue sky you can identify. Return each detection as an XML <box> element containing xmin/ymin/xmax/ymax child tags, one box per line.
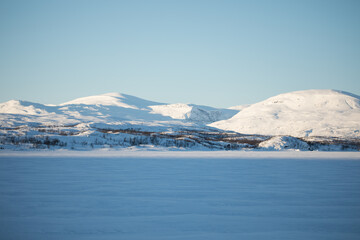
<box><xmin>1</xmin><ymin>0</ymin><xmax>359</xmax><ymax>107</ymax></box>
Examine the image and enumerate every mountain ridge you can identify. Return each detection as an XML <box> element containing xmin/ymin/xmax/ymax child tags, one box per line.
<box><xmin>0</xmin><ymin>89</ymin><xmax>359</xmax><ymax>151</ymax></box>
<box><xmin>0</xmin><ymin>92</ymin><xmax>239</xmax><ymax>124</ymax></box>
<box><xmin>210</xmin><ymin>89</ymin><xmax>360</xmax><ymax>138</ymax></box>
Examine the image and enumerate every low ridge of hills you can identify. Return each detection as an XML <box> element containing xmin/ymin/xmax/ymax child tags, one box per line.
<box><xmin>0</xmin><ymin>89</ymin><xmax>359</xmax><ymax>151</ymax></box>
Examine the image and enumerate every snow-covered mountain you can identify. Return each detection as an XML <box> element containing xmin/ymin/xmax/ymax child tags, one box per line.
<box><xmin>210</xmin><ymin>89</ymin><xmax>360</xmax><ymax>138</ymax></box>
<box><xmin>149</xmin><ymin>103</ymin><xmax>237</xmax><ymax>123</ymax></box>
<box><xmin>228</xmin><ymin>104</ymin><xmax>250</xmax><ymax>111</ymax></box>
<box><xmin>0</xmin><ymin>92</ymin><xmax>238</xmax><ymax>127</ymax></box>
<box><xmin>0</xmin><ymin>90</ymin><xmax>359</xmax><ymax>151</ymax></box>
<box><xmin>60</xmin><ymin>92</ymin><xmax>162</xmax><ymax>110</ymax></box>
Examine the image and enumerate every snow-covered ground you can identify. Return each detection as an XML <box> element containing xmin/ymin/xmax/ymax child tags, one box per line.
<box><xmin>1</xmin><ymin>152</ymin><xmax>359</xmax><ymax>240</ymax></box>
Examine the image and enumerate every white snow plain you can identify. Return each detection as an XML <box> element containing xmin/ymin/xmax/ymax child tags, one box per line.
<box><xmin>1</xmin><ymin>151</ymin><xmax>360</xmax><ymax>240</ymax></box>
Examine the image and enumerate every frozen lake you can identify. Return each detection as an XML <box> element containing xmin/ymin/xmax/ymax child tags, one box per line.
<box><xmin>1</xmin><ymin>152</ymin><xmax>360</xmax><ymax>240</ymax></box>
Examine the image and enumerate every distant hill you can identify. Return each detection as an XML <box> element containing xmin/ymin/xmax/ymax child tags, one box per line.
<box><xmin>210</xmin><ymin>89</ymin><xmax>360</xmax><ymax>138</ymax></box>
<box><xmin>0</xmin><ymin>90</ymin><xmax>359</xmax><ymax>151</ymax></box>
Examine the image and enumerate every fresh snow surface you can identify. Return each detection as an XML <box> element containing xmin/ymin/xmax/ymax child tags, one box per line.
<box><xmin>0</xmin><ymin>153</ymin><xmax>359</xmax><ymax>240</ymax></box>
<box><xmin>60</xmin><ymin>92</ymin><xmax>162</xmax><ymax>110</ymax></box>
<box><xmin>258</xmin><ymin>136</ymin><xmax>310</xmax><ymax>151</ymax></box>
<box><xmin>228</xmin><ymin>104</ymin><xmax>250</xmax><ymax>111</ymax></box>
<box><xmin>149</xmin><ymin>103</ymin><xmax>238</xmax><ymax>122</ymax></box>
<box><xmin>210</xmin><ymin>89</ymin><xmax>360</xmax><ymax>138</ymax></box>
<box><xmin>0</xmin><ymin>100</ymin><xmax>51</xmax><ymax>115</ymax></box>
<box><xmin>150</xmin><ymin>103</ymin><xmax>193</xmax><ymax>119</ymax></box>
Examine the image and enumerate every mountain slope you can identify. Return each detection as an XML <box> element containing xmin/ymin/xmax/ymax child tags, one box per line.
<box><xmin>0</xmin><ymin>92</ymin><xmax>239</xmax><ymax>127</ymax></box>
<box><xmin>149</xmin><ymin>103</ymin><xmax>238</xmax><ymax>123</ymax></box>
<box><xmin>209</xmin><ymin>89</ymin><xmax>360</xmax><ymax>138</ymax></box>
<box><xmin>1</xmin><ymin>90</ymin><xmax>359</xmax><ymax>151</ymax></box>
<box><xmin>0</xmin><ymin>100</ymin><xmax>54</xmax><ymax>115</ymax></box>
<box><xmin>61</xmin><ymin>92</ymin><xmax>162</xmax><ymax>110</ymax></box>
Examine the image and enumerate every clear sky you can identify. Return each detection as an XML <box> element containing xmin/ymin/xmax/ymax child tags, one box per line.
<box><xmin>1</xmin><ymin>0</ymin><xmax>359</xmax><ymax>107</ymax></box>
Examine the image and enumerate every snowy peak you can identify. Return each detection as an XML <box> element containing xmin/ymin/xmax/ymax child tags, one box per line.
<box><xmin>0</xmin><ymin>92</ymin><xmax>237</xmax><ymax>125</ymax></box>
<box><xmin>149</xmin><ymin>104</ymin><xmax>192</xmax><ymax>119</ymax></box>
<box><xmin>60</xmin><ymin>92</ymin><xmax>162</xmax><ymax>110</ymax></box>
<box><xmin>58</xmin><ymin>93</ymin><xmax>238</xmax><ymax>123</ymax></box>
<box><xmin>0</xmin><ymin>100</ymin><xmax>51</xmax><ymax>115</ymax></box>
<box><xmin>260</xmin><ymin>89</ymin><xmax>360</xmax><ymax>111</ymax></box>
<box><xmin>1</xmin><ymin>89</ymin><xmax>360</xmax><ymax>151</ymax></box>
<box><xmin>1</xmin><ymin>89</ymin><xmax>359</xmax><ymax>139</ymax></box>
<box><xmin>210</xmin><ymin>89</ymin><xmax>360</xmax><ymax>138</ymax></box>
<box><xmin>149</xmin><ymin>103</ymin><xmax>238</xmax><ymax>123</ymax></box>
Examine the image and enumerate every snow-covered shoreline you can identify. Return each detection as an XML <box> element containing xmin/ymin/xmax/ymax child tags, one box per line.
<box><xmin>1</xmin><ymin>149</ymin><xmax>359</xmax><ymax>159</ymax></box>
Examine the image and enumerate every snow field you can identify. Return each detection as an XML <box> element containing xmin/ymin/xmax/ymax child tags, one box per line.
<box><xmin>1</xmin><ymin>154</ymin><xmax>360</xmax><ymax>239</ymax></box>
